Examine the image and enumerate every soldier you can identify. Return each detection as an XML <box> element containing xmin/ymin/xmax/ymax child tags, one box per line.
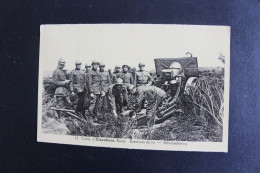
<box><xmin>52</xmin><ymin>58</ymin><xmax>71</xmax><ymax>109</ymax></box>
<box><xmin>84</xmin><ymin>63</ymin><xmax>92</xmax><ymax>107</ymax></box>
<box><xmin>118</xmin><ymin>64</ymin><xmax>134</xmax><ymax>85</ymax></box>
<box><xmin>86</xmin><ymin>60</ymin><xmax>103</xmax><ymax>117</ymax></box>
<box><xmin>108</xmin><ymin>78</ymin><xmax>128</xmax><ymax>118</ymax></box>
<box><xmin>99</xmin><ymin>62</ymin><xmax>112</xmax><ymax>94</ymax></box>
<box><xmin>112</xmin><ymin>65</ymin><xmax>121</xmax><ymax>83</ymax></box>
<box><xmin>85</xmin><ymin>63</ymin><xmax>91</xmax><ymax>74</ymax></box>
<box><xmin>99</xmin><ymin>62</ymin><xmax>112</xmax><ymax>112</ymax></box>
<box><xmin>69</xmin><ymin>60</ymin><xmax>86</xmax><ymax>117</ymax></box>
<box><xmin>135</xmin><ymin>62</ymin><xmax>153</xmax><ymax>87</ymax></box>
<box><xmin>127</xmin><ymin>84</ymin><xmax>167</xmax><ymax>127</ymax></box>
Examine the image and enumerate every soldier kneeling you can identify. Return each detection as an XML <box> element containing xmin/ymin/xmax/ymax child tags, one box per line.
<box><xmin>127</xmin><ymin>85</ymin><xmax>167</xmax><ymax>127</ymax></box>
<box><xmin>108</xmin><ymin>78</ymin><xmax>128</xmax><ymax>118</ymax></box>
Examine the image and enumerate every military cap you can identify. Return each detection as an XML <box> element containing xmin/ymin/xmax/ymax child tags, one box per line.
<box><xmin>115</xmin><ymin>65</ymin><xmax>121</xmax><ymax>69</ymax></box>
<box><xmin>122</xmin><ymin>64</ymin><xmax>130</xmax><ymax>69</ymax></box>
<box><xmin>85</xmin><ymin>64</ymin><xmax>91</xmax><ymax>68</ymax></box>
<box><xmin>75</xmin><ymin>60</ymin><xmax>82</xmax><ymax>65</ymax></box>
<box><xmin>99</xmin><ymin>61</ymin><xmax>105</xmax><ymax>67</ymax></box>
<box><xmin>91</xmin><ymin>60</ymin><xmax>99</xmax><ymax>65</ymax></box>
<box><xmin>138</xmin><ymin>62</ymin><xmax>145</xmax><ymax>67</ymax></box>
<box><xmin>58</xmin><ymin>58</ymin><xmax>65</xmax><ymax>64</ymax></box>
<box><xmin>115</xmin><ymin>78</ymin><xmax>123</xmax><ymax>84</ymax></box>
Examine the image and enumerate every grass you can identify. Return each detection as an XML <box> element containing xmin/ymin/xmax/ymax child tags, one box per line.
<box><xmin>41</xmin><ymin>68</ymin><xmax>225</xmax><ymax>142</ymax></box>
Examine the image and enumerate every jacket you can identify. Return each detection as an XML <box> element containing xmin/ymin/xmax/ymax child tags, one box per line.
<box><xmin>135</xmin><ymin>70</ymin><xmax>152</xmax><ymax>86</ymax></box>
<box><xmin>86</xmin><ymin>69</ymin><xmax>102</xmax><ymax>94</ymax></box>
<box><xmin>52</xmin><ymin>67</ymin><xmax>69</xmax><ymax>96</ymax></box>
<box><xmin>118</xmin><ymin>72</ymin><xmax>134</xmax><ymax>84</ymax></box>
<box><xmin>108</xmin><ymin>84</ymin><xmax>128</xmax><ymax>111</ymax></box>
<box><xmin>100</xmin><ymin>71</ymin><xmax>112</xmax><ymax>93</ymax></box>
<box><xmin>69</xmin><ymin>69</ymin><xmax>86</xmax><ymax>93</ymax></box>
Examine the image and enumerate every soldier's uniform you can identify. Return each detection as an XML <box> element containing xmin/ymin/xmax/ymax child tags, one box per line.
<box><xmin>84</xmin><ymin>63</ymin><xmax>91</xmax><ymax>109</ymax></box>
<box><xmin>135</xmin><ymin>62</ymin><xmax>153</xmax><ymax>87</ymax></box>
<box><xmin>139</xmin><ymin>86</ymin><xmax>167</xmax><ymax>127</ymax></box>
<box><xmin>69</xmin><ymin>61</ymin><xmax>86</xmax><ymax>117</ymax></box>
<box><xmin>53</xmin><ymin>68</ymin><xmax>70</xmax><ymax>97</ymax></box>
<box><xmin>112</xmin><ymin>65</ymin><xmax>121</xmax><ymax>83</ymax></box>
<box><xmin>128</xmin><ymin>85</ymin><xmax>167</xmax><ymax>127</ymax></box>
<box><xmin>99</xmin><ymin>62</ymin><xmax>112</xmax><ymax>112</ymax></box>
<box><xmin>52</xmin><ymin>59</ymin><xmax>71</xmax><ymax>113</ymax></box>
<box><xmin>100</xmin><ymin>71</ymin><xmax>111</xmax><ymax>93</ymax></box>
<box><xmin>86</xmin><ymin>61</ymin><xmax>103</xmax><ymax>116</ymax></box>
<box><xmin>108</xmin><ymin>79</ymin><xmax>128</xmax><ymax>114</ymax></box>
<box><xmin>118</xmin><ymin>65</ymin><xmax>134</xmax><ymax>85</ymax></box>
<box><xmin>85</xmin><ymin>64</ymin><xmax>91</xmax><ymax>74</ymax></box>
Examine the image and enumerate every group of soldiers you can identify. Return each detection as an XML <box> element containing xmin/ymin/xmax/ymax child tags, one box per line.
<box><xmin>52</xmin><ymin>58</ymin><xmax>166</xmax><ymax>126</ymax></box>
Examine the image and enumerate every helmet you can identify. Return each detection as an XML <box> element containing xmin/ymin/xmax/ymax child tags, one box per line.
<box><xmin>115</xmin><ymin>65</ymin><xmax>121</xmax><ymax>69</ymax></box>
<box><xmin>75</xmin><ymin>60</ymin><xmax>82</xmax><ymax>65</ymax></box>
<box><xmin>169</xmin><ymin>62</ymin><xmax>182</xmax><ymax>70</ymax></box>
<box><xmin>127</xmin><ymin>84</ymin><xmax>135</xmax><ymax>91</ymax></box>
<box><xmin>99</xmin><ymin>62</ymin><xmax>105</xmax><ymax>67</ymax></box>
<box><xmin>149</xmin><ymin>69</ymin><xmax>156</xmax><ymax>75</ymax></box>
<box><xmin>58</xmin><ymin>58</ymin><xmax>65</xmax><ymax>64</ymax></box>
<box><xmin>170</xmin><ymin>62</ymin><xmax>182</xmax><ymax>75</ymax></box>
<box><xmin>115</xmin><ymin>78</ymin><xmax>123</xmax><ymax>84</ymax></box>
<box><xmin>122</xmin><ymin>64</ymin><xmax>130</xmax><ymax>69</ymax></box>
<box><xmin>138</xmin><ymin>62</ymin><xmax>145</xmax><ymax>67</ymax></box>
<box><xmin>85</xmin><ymin>64</ymin><xmax>91</xmax><ymax>68</ymax></box>
<box><xmin>91</xmin><ymin>60</ymin><xmax>99</xmax><ymax>65</ymax></box>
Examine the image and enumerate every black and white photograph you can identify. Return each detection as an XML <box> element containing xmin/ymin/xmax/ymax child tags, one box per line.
<box><xmin>37</xmin><ymin>24</ymin><xmax>230</xmax><ymax>152</ymax></box>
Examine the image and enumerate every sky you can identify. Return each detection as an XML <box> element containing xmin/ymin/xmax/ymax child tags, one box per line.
<box><xmin>39</xmin><ymin>24</ymin><xmax>230</xmax><ymax>71</ymax></box>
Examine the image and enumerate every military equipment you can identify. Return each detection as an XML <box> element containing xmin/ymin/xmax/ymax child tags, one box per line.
<box><xmin>115</xmin><ymin>78</ymin><xmax>123</xmax><ymax>84</ymax></box>
<box><xmin>58</xmin><ymin>58</ymin><xmax>65</xmax><ymax>64</ymax></box>
<box><xmin>75</xmin><ymin>60</ymin><xmax>82</xmax><ymax>65</ymax></box>
<box><xmin>99</xmin><ymin>62</ymin><xmax>105</xmax><ymax>67</ymax></box>
<box><xmin>85</xmin><ymin>64</ymin><xmax>91</xmax><ymax>68</ymax></box>
<box><xmin>154</xmin><ymin>57</ymin><xmax>199</xmax><ymax>94</ymax></box>
<box><xmin>134</xmin><ymin>56</ymin><xmax>199</xmax><ymax>126</ymax></box>
<box><xmin>138</xmin><ymin>62</ymin><xmax>145</xmax><ymax>67</ymax></box>
<box><xmin>91</xmin><ymin>60</ymin><xmax>99</xmax><ymax>65</ymax></box>
<box><xmin>122</xmin><ymin>64</ymin><xmax>130</xmax><ymax>69</ymax></box>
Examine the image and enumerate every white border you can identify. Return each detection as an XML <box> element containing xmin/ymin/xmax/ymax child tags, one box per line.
<box><xmin>37</xmin><ymin>24</ymin><xmax>230</xmax><ymax>152</ymax></box>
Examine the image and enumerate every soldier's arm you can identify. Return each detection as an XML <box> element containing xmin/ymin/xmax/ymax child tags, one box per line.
<box><xmin>112</xmin><ymin>75</ymin><xmax>116</xmax><ymax>84</ymax></box>
<box><xmin>108</xmin><ymin>72</ymin><xmax>112</xmax><ymax>85</ymax></box>
<box><xmin>108</xmin><ymin>86</ymin><xmax>116</xmax><ymax>111</ymax></box>
<box><xmin>130</xmin><ymin>74</ymin><xmax>134</xmax><ymax>85</ymax></box>
<box><xmin>147</xmin><ymin>73</ymin><xmax>153</xmax><ymax>86</ymax></box>
<box><xmin>84</xmin><ymin>73</ymin><xmax>88</xmax><ymax>91</ymax></box>
<box><xmin>52</xmin><ymin>71</ymin><xmax>65</xmax><ymax>86</ymax></box>
<box><xmin>69</xmin><ymin>71</ymin><xmax>74</xmax><ymax>92</ymax></box>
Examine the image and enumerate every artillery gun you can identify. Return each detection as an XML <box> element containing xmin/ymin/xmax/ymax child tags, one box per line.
<box><xmin>136</xmin><ymin>56</ymin><xmax>199</xmax><ymax>126</ymax></box>
<box><xmin>154</xmin><ymin>56</ymin><xmax>199</xmax><ymax>97</ymax></box>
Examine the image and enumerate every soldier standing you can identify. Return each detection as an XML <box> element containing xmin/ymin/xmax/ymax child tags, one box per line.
<box><xmin>118</xmin><ymin>64</ymin><xmax>134</xmax><ymax>85</ymax></box>
<box><xmin>69</xmin><ymin>60</ymin><xmax>86</xmax><ymax>117</ymax></box>
<box><xmin>108</xmin><ymin>78</ymin><xmax>128</xmax><ymax>118</ymax></box>
<box><xmin>112</xmin><ymin>65</ymin><xmax>121</xmax><ymax>83</ymax></box>
<box><xmin>127</xmin><ymin>85</ymin><xmax>167</xmax><ymax>127</ymax></box>
<box><xmin>52</xmin><ymin>58</ymin><xmax>71</xmax><ymax>109</ymax></box>
<box><xmin>135</xmin><ymin>62</ymin><xmax>153</xmax><ymax>87</ymax></box>
<box><xmin>85</xmin><ymin>64</ymin><xmax>91</xmax><ymax>74</ymax></box>
<box><xmin>99</xmin><ymin>62</ymin><xmax>112</xmax><ymax>112</ymax></box>
<box><xmin>84</xmin><ymin>63</ymin><xmax>91</xmax><ymax>110</ymax></box>
<box><xmin>86</xmin><ymin>60</ymin><xmax>103</xmax><ymax>117</ymax></box>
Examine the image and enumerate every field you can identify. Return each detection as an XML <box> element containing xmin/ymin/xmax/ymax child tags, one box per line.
<box><xmin>41</xmin><ymin>67</ymin><xmax>224</xmax><ymax>142</ymax></box>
